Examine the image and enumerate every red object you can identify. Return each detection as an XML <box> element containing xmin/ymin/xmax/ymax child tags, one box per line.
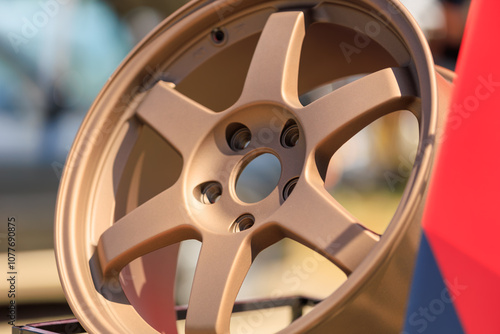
<box><xmin>423</xmin><ymin>0</ymin><xmax>500</xmax><ymax>333</ymax></box>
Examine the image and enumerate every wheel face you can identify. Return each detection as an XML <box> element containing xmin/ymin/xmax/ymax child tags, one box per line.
<box><xmin>54</xmin><ymin>1</ymin><xmax>448</xmax><ymax>333</ymax></box>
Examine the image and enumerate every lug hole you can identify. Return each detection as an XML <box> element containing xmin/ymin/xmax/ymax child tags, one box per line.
<box><xmin>211</xmin><ymin>28</ymin><xmax>226</xmax><ymax>44</ymax></box>
<box><xmin>226</xmin><ymin>123</ymin><xmax>251</xmax><ymax>151</ymax></box>
<box><xmin>195</xmin><ymin>182</ymin><xmax>222</xmax><ymax>204</ymax></box>
<box><xmin>231</xmin><ymin>214</ymin><xmax>255</xmax><ymax>233</ymax></box>
<box><xmin>283</xmin><ymin>177</ymin><xmax>299</xmax><ymax>200</ymax></box>
<box><xmin>281</xmin><ymin>120</ymin><xmax>299</xmax><ymax>148</ymax></box>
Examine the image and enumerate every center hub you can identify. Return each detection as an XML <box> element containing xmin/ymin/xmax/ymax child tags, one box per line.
<box><xmin>187</xmin><ymin>104</ymin><xmax>306</xmax><ymax>232</ymax></box>
<box><xmin>235</xmin><ymin>152</ymin><xmax>282</xmax><ymax>203</ymax></box>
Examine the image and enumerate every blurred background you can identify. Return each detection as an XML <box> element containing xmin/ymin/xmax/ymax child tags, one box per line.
<box><xmin>0</xmin><ymin>0</ymin><xmax>469</xmax><ymax>332</ymax></box>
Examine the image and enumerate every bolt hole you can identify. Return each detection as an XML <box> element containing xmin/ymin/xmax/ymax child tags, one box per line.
<box><xmin>283</xmin><ymin>178</ymin><xmax>299</xmax><ymax>200</ymax></box>
<box><xmin>211</xmin><ymin>28</ymin><xmax>226</xmax><ymax>44</ymax></box>
<box><xmin>232</xmin><ymin>214</ymin><xmax>255</xmax><ymax>233</ymax></box>
<box><xmin>281</xmin><ymin>120</ymin><xmax>299</xmax><ymax>148</ymax></box>
<box><xmin>195</xmin><ymin>182</ymin><xmax>222</xmax><ymax>204</ymax></box>
<box><xmin>226</xmin><ymin>123</ymin><xmax>251</xmax><ymax>151</ymax></box>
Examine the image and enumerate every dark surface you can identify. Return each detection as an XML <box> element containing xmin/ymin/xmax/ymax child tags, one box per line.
<box><xmin>403</xmin><ymin>235</ymin><xmax>465</xmax><ymax>334</ymax></box>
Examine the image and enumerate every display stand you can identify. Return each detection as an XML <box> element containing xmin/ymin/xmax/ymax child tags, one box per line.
<box><xmin>12</xmin><ymin>296</ymin><xmax>321</xmax><ymax>333</ymax></box>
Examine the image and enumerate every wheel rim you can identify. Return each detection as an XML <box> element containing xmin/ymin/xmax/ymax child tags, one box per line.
<box><xmin>55</xmin><ymin>1</ymin><xmax>451</xmax><ymax>333</ymax></box>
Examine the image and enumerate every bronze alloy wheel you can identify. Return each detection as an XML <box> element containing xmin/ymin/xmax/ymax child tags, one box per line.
<box><xmin>55</xmin><ymin>0</ymin><xmax>454</xmax><ymax>333</ymax></box>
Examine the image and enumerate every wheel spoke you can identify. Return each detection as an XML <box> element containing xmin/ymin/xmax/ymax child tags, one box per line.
<box><xmin>185</xmin><ymin>234</ymin><xmax>252</xmax><ymax>334</ymax></box>
<box><xmin>239</xmin><ymin>11</ymin><xmax>305</xmax><ymax>105</ymax></box>
<box><xmin>136</xmin><ymin>81</ymin><xmax>221</xmax><ymax>158</ymax></box>
<box><xmin>299</xmin><ymin>67</ymin><xmax>418</xmax><ymax>160</ymax></box>
<box><xmin>268</xmin><ymin>172</ymin><xmax>379</xmax><ymax>274</ymax></box>
<box><xmin>96</xmin><ymin>183</ymin><xmax>197</xmax><ymax>278</ymax></box>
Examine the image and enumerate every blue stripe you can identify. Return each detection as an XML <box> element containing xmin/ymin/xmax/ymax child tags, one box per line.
<box><xmin>402</xmin><ymin>234</ymin><xmax>464</xmax><ymax>334</ymax></box>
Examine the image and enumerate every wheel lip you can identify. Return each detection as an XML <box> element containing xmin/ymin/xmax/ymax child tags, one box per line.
<box><xmin>54</xmin><ymin>0</ymin><xmax>439</xmax><ymax>333</ymax></box>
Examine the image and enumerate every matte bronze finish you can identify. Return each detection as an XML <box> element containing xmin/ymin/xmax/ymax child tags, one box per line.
<box><xmin>54</xmin><ymin>1</ymin><xmax>454</xmax><ymax>333</ymax></box>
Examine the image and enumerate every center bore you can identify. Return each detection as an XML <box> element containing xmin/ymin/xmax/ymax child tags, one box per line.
<box><xmin>235</xmin><ymin>152</ymin><xmax>281</xmax><ymax>203</ymax></box>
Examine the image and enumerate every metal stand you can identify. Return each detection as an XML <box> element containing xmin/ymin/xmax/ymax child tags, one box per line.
<box><xmin>12</xmin><ymin>296</ymin><xmax>321</xmax><ymax>333</ymax></box>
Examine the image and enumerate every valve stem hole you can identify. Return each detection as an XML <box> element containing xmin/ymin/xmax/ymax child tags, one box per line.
<box><xmin>211</xmin><ymin>28</ymin><xmax>226</xmax><ymax>44</ymax></box>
